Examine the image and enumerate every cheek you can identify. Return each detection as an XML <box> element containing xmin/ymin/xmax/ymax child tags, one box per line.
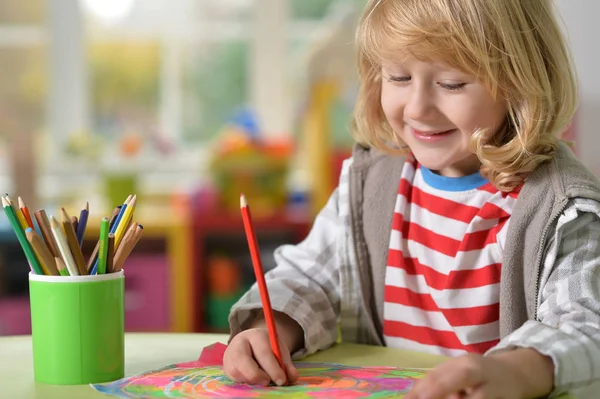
<box><xmin>450</xmin><ymin>101</ymin><xmax>504</xmax><ymax>133</ymax></box>
<box><xmin>380</xmin><ymin>86</ymin><xmax>401</xmax><ymax>120</ymax></box>
<box><xmin>470</xmin><ymin>105</ymin><xmax>507</xmax><ymax>133</ymax></box>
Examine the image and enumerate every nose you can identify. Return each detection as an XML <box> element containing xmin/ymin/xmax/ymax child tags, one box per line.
<box><xmin>404</xmin><ymin>83</ymin><xmax>437</xmax><ymax>122</ymax></box>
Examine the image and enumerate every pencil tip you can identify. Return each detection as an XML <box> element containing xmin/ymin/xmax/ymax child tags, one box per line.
<box><xmin>240</xmin><ymin>194</ymin><xmax>247</xmax><ymax>208</ymax></box>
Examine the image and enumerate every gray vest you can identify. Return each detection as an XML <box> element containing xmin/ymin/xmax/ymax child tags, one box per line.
<box><xmin>349</xmin><ymin>142</ymin><xmax>600</xmax><ymax>342</ymax></box>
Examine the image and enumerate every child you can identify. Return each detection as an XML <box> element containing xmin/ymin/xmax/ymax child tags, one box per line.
<box><xmin>224</xmin><ymin>0</ymin><xmax>600</xmax><ymax>398</ymax></box>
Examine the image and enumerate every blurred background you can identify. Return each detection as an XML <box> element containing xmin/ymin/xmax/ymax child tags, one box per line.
<box><xmin>0</xmin><ymin>0</ymin><xmax>598</xmax><ymax>336</ymax></box>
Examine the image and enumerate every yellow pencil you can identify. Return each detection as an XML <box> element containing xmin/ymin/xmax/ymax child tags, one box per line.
<box><xmin>114</xmin><ymin>195</ymin><xmax>137</xmax><ymax>248</ymax></box>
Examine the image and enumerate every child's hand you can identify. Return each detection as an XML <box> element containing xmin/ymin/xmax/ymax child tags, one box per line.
<box><xmin>223</xmin><ymin>328</ymin><xmax>299</xmax><ymax>387</ymax></box>
<box><xmin>405</xmin><ymin>353</ymin><xmax>527</xmax><ymax>399</ymax></box>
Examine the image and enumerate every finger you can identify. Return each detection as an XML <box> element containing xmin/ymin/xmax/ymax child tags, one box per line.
<box><xmin>250</xmin><ymin>335</ymin><xmax>288</xmax><ymax>386</ymax></box>
<box><xmin>286</xmin><ymin>363</ymin><xmax>299</xmax><ymax>383</ymax></box>
<box><xmin>227</xmin><ymin>366</ymin><xmax>246</xmax><ymax>383</ymax></box>
<box><xmin>404</xmin><ymin>378</ymin><xmax>426</xmax><ymax>399</ymax></box>
<box><xmin>223</xmin><ymin>342</ymin><xmax>246</xmax><ymax>382</ymax></box>
<box><xmin>465</xmin><ymin>387</ymin><xmax>486</xmax><ymax>399</ymax></box>
<box><xmin>235</xmin><ymin>339</ymin><xmax>271</xmax><ymax>385</ymax></box>
<box><xmin>279</xmin><ymin>340</ymin><xmax>299</xmax><ymax>384</ymax></box>
<box><xmin>415</xmin><ymin>357</ymin><xmax>483</xmax><ymax>399</ymax></box>
<box><xmin>448</xmin><ymin>389</ymin><xmax>470</xmax><ymax>399</ymax></box>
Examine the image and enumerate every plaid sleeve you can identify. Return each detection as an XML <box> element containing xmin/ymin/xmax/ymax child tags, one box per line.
<box><xmin>487</xmin><ymin>199</ymin><xmax>600</xmax><ymax>398</ymax></box>
<box><xmin>228</xmin><ymin>185</ymin><xmax>347</xmax><ymax>358</ymax></box>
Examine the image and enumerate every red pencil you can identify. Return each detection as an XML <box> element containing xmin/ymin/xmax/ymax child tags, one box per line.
<box><xmin>18</xmin><ymin>197</ymin><xmax>34</xmax><ymax>229</ymax></box>
<box><xmin>240</xmin><ymin>194</ymin><xmax>285</xmax><ymax>371</ymax></box>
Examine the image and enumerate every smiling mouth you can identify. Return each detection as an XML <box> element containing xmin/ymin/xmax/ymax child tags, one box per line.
<box><xmin>412</xmin><ymin>128</ymin><xmax>456</xmax><ymax>135</ymax></box>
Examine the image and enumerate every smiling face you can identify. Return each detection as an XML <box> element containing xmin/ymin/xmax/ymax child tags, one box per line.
<box><xmin>380</xmin><ymin>56</ymin><xmax>508</xmax><ymax>177</ymax></box>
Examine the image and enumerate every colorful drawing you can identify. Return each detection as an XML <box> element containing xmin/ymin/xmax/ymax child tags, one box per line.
<box><xmin>92</xmin><ymin>362</ymin><xmax>426</xmax><ymax>398</ymax></box>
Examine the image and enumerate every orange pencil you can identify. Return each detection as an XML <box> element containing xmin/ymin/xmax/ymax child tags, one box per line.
<box><xmin>240</xmin><ymin>194</ymin><xmax>285</xmax><ymax>372</ymax></box>
<box><xmin>18</xmin><ymin>197</ymin><xmax>34</xmax><ymax>228</ymax></box>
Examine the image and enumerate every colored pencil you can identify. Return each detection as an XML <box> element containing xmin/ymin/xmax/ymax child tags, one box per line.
<box><xmin>114</xmin><ymin>195</ymin><xmax>136</xmax><ymax>248</ymax></box>
<box><xmin>55</xmin><ymin>257</ymin><xmax>69</xmax><ymax>276</ymax></box>
<box><xmin>61</xmin><ymin>208</ymin><xmax>87</xmax><ymax>275</ymax></box>
<box><xmin>18</xmin><ymin>197</ymin><xmax>34</xmax><ymax>228</ymax></box>
<box><xmin>50</xmin><ymin>216</ymin><xmax>79</xmax><ymax>276</ymax></box>
<box><xmin>86</xmin><ymin>205</ymin><xmax>121</xmax><ymax>273</ymax></box>
<box><xmin>91</xmin><ymin>197</ymin><xmax>131</xmax><ymax>274</ymax></box>
<box><xmin>97</xmin><ymin>217</ymin><xmax>110</xmax><ymax>275</ymax></box>
<box><xmin>70</xmin><ymin>216</ymin><xmax>78</xmax><ymax>233</ymax></box>
<box><xmin>240</xmin><ymin>194</ymin><xmax>285</xmax><ymax>371</ymax></box>
<box><xmin>2</xmin><ymin>197</ymin><xmax>43</xmax><ymax>275</ymax></box>
<box><xmin>6</xmin><ymin>195</ymin><xmax>27</xmax><ymax>231</ymax></box>
<box><xmin>26</xmin><ymin>228</ymin><xmax>59</xmax><ymax>276</ymax></box>
<box><xmin>106</xmin><ymin>233</ymin><xmax>115</xmax><ymax>275</ymax></box>
<box><xmin>110</xmin><ymin>222</ymin><xmax>136</xmax><ymax>272</ymax></box>
<box><xmin>113</xmin><ymin>224</ymin><xmax>143</xmax><ymax>272</ymax></box>
<box><xmin>34</xmin><ymin>209</ymin><xmax>60</xmax><ymax>258</ymax></box>
<box><xmin>76</xmin><ymin>202</ymin><xmax>89</xmax><ymax>246</ymax></box>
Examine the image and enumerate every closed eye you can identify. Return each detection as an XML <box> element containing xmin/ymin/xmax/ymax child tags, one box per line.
<box><xmin>439</xmin><ymin>82</ymin><xmax>466</xmax><ymax>91</ymax></box>
<box><xmin>386</xmin><ymin>75</ymin><xmax>411</xmax><ymax>83</ymax></box>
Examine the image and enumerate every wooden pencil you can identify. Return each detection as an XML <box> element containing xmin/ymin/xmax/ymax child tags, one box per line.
<box><xmin>50</xmin><ymin>216</ymin><xmax>79</xmax><ymax>276</ymax></box>
<box><xmin>86</xmin><ymin>205</ymin><xmax>122</xmax><ymax>272</ymax></box>
<box><xmin>70</xmin><ymin>215</ymin><xmax>78</xmax><ymax>234</ymax></box>
<box><xmin>113</xmin><ymin>224</ymin><xmax>143</xmax><ymax>272</ymax></box>
<box><xmin>55</xmin><ymin>257</ymin><xmax>69</xmax><ymax>276</ymax></box>
<box><xmin>76</xmin><ymin>202</ymin><xmax>89</xmax><ymax>246</ymax></box>
<box><xmin>2</xmin><ymin>197</ymin><xmax>43</xmax><ymax>275</ymax></box>
<box><xmin>114</xmin><ymin>195</ymin><xmax>136</xmax><ymax>248</ymax></box>
<box><xmin>34</xmin><ymin>209</ymin><xmax>60</xmax><ymax>258</ymax></box>
<box><xmin>60</xmin><ymin>208</ymin><xmax>87</xmax><ymax>275</ymax></box>
<box><xmin>240</xmin><ymin>194</ymin><xmax>285</xmax><ymax>371</ymax></box>
<box><xmin>106</xmin><ymin>233</ymin><xmax>115</xmax><ymax>275</ymax></box>
<box><xmin>6</xmin><ymin>195</ymin><xmax>28</xmax><ymax>231</ymax></box>
<box><xmin>26</xmin><ymin>228</ymin><xmax>59</xmax><ymax>276</ymax></box>
<box><xmin>18</xmin><ymin>197</ymin><xmax>34</xmax><ymax>228</ymax></box>
<box><xmin>97</xmin><ymin>217</ymin><xmax>110</xmax><ymax>274</ymax></box>
<box><xmin>118</xmin><ymin>221</ymin><xmax>137</xmax><ymax>251</ymax></box>
<box><xmin>90</xmin><ymin>198</ymin><xmax>130</xmax><ymax>275</ymax></box>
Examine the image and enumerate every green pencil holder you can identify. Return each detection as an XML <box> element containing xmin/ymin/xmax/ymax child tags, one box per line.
<box><xmin>29</xmin><ymin>271</ymin><xmax>125</xmax><ymax>385</ymax></box>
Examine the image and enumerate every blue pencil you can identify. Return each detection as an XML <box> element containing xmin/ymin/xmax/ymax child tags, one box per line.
<box><xmin>76</xmin><ymin>202</ymin><xmax>89</xmax><ymax>246</ymax></box>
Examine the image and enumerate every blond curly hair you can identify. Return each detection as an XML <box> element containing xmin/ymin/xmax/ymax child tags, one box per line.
<box><xmin>352</xmin><ymin>0</ymin><xmax>578</xmax><ymax>191</ymax></box>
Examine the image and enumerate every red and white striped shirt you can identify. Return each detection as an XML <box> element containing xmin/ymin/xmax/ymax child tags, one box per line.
<box><xmin>383</xmin><ymin>159</ymin><xmax>519</xmax><ymax>357</ymax></box>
